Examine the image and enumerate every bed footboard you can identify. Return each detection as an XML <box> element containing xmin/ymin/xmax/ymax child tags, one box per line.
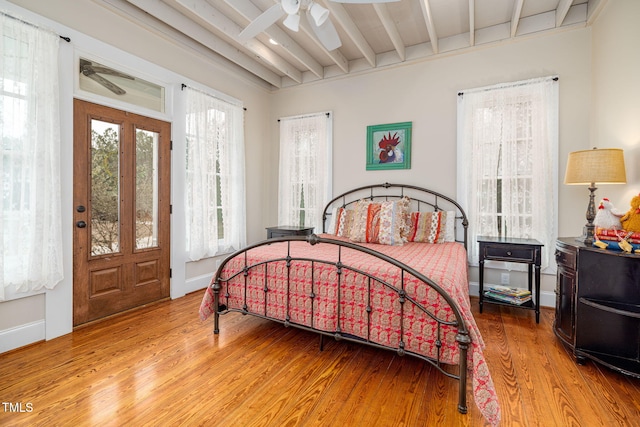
<box><xmin>210</xmin><ymin>234</ymin><xmax>471</xmax><ymax>414</ymax></box>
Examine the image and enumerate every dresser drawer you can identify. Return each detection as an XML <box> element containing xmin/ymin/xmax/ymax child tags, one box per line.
<box><xmin>483</xmin><ymin>245</ymin><xmax>535</xmax><ymax>262</ymax></box>
<box><xmin>555</xmin><ymin>246</ymin><xmax>577</xmax><ymax>270</ymax></box>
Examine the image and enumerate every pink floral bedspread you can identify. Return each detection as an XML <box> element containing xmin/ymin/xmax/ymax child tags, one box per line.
<box><xmin>199</xmin><ymin>236</ymin><xmax>500</xmax><ymax>425</ymax></box>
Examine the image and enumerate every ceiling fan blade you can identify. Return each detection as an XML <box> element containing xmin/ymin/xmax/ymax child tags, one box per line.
<box><xmin>82</xmin><ymin>70</ymin><xmax>126</xmax><ymax>95</ymax></box>
<box><xmin>89</xmin><ymin>66</ymin><xmax>135</xmax><ymax>80</ymax></box>
<box><xmin>238</xmin><ymin>4</ymin><xmax>285</xmax><ymax>41</ymax></box>
<box><xmin>307</xmin><ymin>13</ymin><xmax>342</xmax><ymax>51</ymax></box>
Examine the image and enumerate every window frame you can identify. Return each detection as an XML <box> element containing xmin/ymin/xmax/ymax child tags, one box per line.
<box><xmin>457</xmin><ymin>77</ymin><xmax>559</xmax><ymax>272</ymax></box>
<box><xmin>278</xmin><ymin>112</ymin><xmax>333</xmax><ymax>231</ymax></box>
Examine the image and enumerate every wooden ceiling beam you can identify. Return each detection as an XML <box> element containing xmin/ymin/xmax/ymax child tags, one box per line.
<box><xmin>373</xmin><ymin>3</ymin><xmax>405</xmax><ymax>62</ymax></box>
<box><xmin>511</xmin><ymin>0</ymin><xmax>524</xmax><ymax>37</ymax></box>
<box><xmin>587</xmin><ymin>0</ymin><xmax>609</xmax><ymax>24</ymax></box>
<box><xmin>173</xmin><ymin>0</ymin><xmax>301</xmax><ymax>83</ymax></box>
<box><xmin>469</xmin><ymin>0</ymin><xmax>475</xmax><ymax>46</ymax></box>
<box><xmin>297</xmin><ymin>16</ymin><xmax>349</xmax><ymax>74</ymax></box>
<box><xmin>324</xmin><ymin>1</ymin><xmax>376</xmax><ymax>68</ymax></box>
<box><xmin>556</xmin><ymin>0</ymin><xmax>573</xmax><ymax>27</ymax></box>
<box><xmin>419</xmin><ymin>0</ymin><xmax>438</xmax><ymax>54</ymax></box>
<box><xmin>223</xmin><ymin>0</ymin><xmax>325</xmax><ymax>78</ymax></box>
<box><xmin>104</xmin><ymin>0</ymin><xmax>282</xmax><ymax>87</ymax></box>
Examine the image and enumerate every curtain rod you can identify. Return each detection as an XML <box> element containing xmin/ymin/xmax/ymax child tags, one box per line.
<box><xmin>181</xmin><ymin>83</ymin><xmax>246</xmax><ymax>110</ymax></box>
<box><xmin>278</xmin><ymin>112</ymin><xmax>331</xmax><ymax>122</ymax></box>
<box><xmin>1</xmin><ymin>11</ymin><xmax>70</xmax><ymax>42</ymax></box>
<box><xmin>458</xmin><ymin>76</ymin><xmax>558</xmax><ymax>97</ymax></box>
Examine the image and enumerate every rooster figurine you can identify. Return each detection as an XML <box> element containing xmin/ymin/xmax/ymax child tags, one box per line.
<box><xmin>594</xmin><ymin>198</ymin><xmax>623</xmax><ymax>230</ymax></box>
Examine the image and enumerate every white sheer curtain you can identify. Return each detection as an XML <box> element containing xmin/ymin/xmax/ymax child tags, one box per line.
<box><xmin>185</xmin><ymin>87</ymin><xmax>246</xmax><ymax>261</ymax></box>
<box><xmin>278</xmin><ymin>113</ymin><xmax>332</xmax><ymax>232</ymax></box>
<box><xmin>457</xmin><ymin>77</ymin><xmax>558</xmax><ymax>269</ymax></box>
<box><xmin>0</xmin><ymin>14</ymin><xmax>63</xmax><ymax>300</ymax></box>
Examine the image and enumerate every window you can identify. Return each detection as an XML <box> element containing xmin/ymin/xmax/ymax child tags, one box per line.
<box><xmin>1</xmin><ymin>14</ymin><xmax>63</xmax><ymax>300</ymax></box>
<box><xmin>457</xmin><ymin>77</ymin><xmax>558</xmax><ymax>269</ymax></box>
<box><xmin>78</xmin><ymin>57</ymin><xmax>166</xmax><ymax>113</ymax></box>
<box><xmin>278</xmin><ymin>113</ymin><xmax>332</xmax><ymax>231</ymax></box>
<box><xmin>184</xmin><ymin>86</ymin><xmax>246</xmax><ymax>261</ymax></box>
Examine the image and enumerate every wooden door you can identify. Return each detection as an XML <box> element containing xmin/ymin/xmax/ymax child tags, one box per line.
<box><xmin>73</xmin><ymin>99</ymin><xmax>171</xmax><ymax>326</ymax></box>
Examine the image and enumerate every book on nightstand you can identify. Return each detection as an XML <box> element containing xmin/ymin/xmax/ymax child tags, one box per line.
<box><xmin>484</xmin><ymin>284</ymin><xmax>532</xmax><ymax>305</ymax></box>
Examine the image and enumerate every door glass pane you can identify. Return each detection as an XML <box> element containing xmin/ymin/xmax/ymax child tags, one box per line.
<box><xmin>135</xmin><ymin>128</ymin><xmax>159</xmax><ymax>249</ymax></box>
<box><xmin>91</xmin><ymin>120</ymin><xmax>120</xmax><ymax>256</ymax></box>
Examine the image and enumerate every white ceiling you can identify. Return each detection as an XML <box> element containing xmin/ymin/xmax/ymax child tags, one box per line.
<box><xmin>96</xmin><ymin>0</ymin><xmax>608</xmax><ymax>90</ymax></box>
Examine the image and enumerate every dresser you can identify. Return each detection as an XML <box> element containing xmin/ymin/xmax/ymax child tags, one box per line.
<box><xmin>554</xmin><ymin>238</ymin><xmax>640</xmax><ymax>378</ymax></box>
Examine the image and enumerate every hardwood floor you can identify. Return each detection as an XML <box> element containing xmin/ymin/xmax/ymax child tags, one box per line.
<box><xmin>1</xmin><ymin>291</ymin><xmax>639</xmax><ymax>426</ymax></box>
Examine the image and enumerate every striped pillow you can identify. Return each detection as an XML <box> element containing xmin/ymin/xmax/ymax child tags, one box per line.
<box><xmin>407</xmin><ymin>211</ymin><xmax>447</xmax><ymax>243</ymax></box>
<box><xmin>378</xmin><ymin>200</ymin><xmax>407</xmax><ymax>246</ymax></box>
<box><xmin>331</xmin><ymin>207</ymin><xmax>355</xmax><ymax>237</ymax></box>
<box><xmin>349</xmin><ymin>200</ymin><xmax>382</xmax><ymax>243</ymax></box>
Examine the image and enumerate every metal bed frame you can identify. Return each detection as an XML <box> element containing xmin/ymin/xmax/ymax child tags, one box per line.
<box><xmin>211</xmin><ymin>183</ymin><xmax>471</xmax><ymax>413</ymax></box>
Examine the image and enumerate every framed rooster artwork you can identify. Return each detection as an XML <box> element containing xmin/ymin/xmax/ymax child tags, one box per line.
<box><xmin>366</xmin><ymin>121</ymin><xmax>412</xmax><ymax>170</ymax></box>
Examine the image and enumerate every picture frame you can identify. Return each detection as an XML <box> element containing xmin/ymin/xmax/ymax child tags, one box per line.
<box><xmin>366</xmin><ymin>121</ymin><xmax>412</xmax><ymax>170</ymax></box>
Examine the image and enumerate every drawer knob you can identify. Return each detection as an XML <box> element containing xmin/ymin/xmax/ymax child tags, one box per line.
<box><xmin>506</xmin><ymin>251</ymin><xmax>512</xmax><ymax>256</ymax></box>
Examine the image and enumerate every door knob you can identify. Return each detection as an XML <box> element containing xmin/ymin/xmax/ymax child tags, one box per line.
<box><xmin>76</xmin><ymin>221</ymin><xmax>87</xmax><ymax>228</ymax></box>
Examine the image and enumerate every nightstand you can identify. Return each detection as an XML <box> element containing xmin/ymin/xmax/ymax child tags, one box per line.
<box><xmin>478</xmin><ymin>236</ymin><xmax>543</xmax><ymax>323</ymax></box>
<box><xmin>266</xmin><ymin>225</ymin><xmax>314</xmax><ymax>239</ymax></box>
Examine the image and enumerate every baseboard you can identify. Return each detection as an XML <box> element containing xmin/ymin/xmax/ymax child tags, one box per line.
<box><xmin>0</xmin><ymin>320</ymin><xmax>45</xmax><ymax>354</ymax></box>
<box><xmin>184</xmin><ymin>273</ymin><xmax>214</xmax><ymax>295</ymax></box>
<box><xmin>469</xmin><ymin>281</ymin><xmax>554</xmax><ymax>308</ymax></box>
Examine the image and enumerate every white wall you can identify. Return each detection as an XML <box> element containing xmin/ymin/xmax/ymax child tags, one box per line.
<box><xmin>1</xmin><ymin>0</ymin><xmax>637</xmax><ymax>353</ymax></box>
<box><xmin>0</xmin><ymin>0</ymin><xmax>272</xmax><ymax>353</ymax></box>
<box><xmin>590</xmin><ymin>0</ymin><xmax>640</xmax><ymax>208</ymax></box>
<box><xmin>269</xmin><ymin>28</ymin><xmax>593</xmax><ymax>302</ymax></box>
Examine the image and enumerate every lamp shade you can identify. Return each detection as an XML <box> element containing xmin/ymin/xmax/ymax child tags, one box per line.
<box><xmin>564</xmin><ymin>148</ymin><xmax>627</xmax><ymax>185</ymax></box>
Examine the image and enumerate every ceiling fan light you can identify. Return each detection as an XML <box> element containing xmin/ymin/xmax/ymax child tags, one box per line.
<box><xmin>281</xmin><ymin>0</ymin><xmax>300</xmax><ymax>15</ymax></box>
<box><xmin>309</xmin><ymin>3</ymin><xmax>329</xmax><ymax>26</ymax></box>
<box><xmin>283</xmin><ymin>13</ymin><xmax>300</xmax><ymax>32</ymax></box>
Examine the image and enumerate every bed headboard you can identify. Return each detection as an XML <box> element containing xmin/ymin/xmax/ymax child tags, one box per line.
<box><xmin>322</xmin><ymin>182</ymin><xmax>469</xmax><ymax>250</ymax></box>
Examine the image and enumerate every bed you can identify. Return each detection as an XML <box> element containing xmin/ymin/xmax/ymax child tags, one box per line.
<box><xmin>199</xmin><ymin>183</ymin><xmax>500</xmax><ymax>425</ymax></box>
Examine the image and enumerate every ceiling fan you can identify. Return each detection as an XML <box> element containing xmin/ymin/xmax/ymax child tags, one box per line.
<box><xmin>80</xmin><ymin>59</ymin><xmax>134</xmax><ymax>95</ymax></box>
<box><xmin>238</xmin><ymin>0</ymin><xmax>400</xmax><ymax>51</ymax></box>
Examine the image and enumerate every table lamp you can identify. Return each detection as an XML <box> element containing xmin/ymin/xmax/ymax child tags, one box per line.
<box><xmin>564</xmin><ymin>147</ymin><xmax>627</xmax><ymax>245</ymax></box>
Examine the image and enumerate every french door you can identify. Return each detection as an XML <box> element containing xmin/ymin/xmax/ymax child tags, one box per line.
<box><xmin>73</xmin><ymin>99</ymin><xmax>171</xmax><ymax>326</ymax></box>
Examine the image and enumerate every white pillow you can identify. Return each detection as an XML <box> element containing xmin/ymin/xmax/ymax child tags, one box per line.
<box><xmin>444</xmin><ymin>211</ymin><xmax>455</xmax><ymax>242</ymax></box>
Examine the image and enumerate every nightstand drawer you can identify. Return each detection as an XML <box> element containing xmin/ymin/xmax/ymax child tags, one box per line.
<box><xmin>266</xmin><ymin>226</ymin><xmax>314</xmax><ymax>239</ymax></box>
<box><xmin>483</xmin><ymin>245</ymin><xmax>535</xmax><ymax>262</ymax></box>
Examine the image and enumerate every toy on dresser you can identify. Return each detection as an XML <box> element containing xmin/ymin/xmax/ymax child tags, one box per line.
<box><xmin>594</xmin><ymin>198</ymin><xmax>623</xmax><ymax>230</ymax></box>
<box><xmin>620</xmin><ymin>193</ymin><xmax>640</xmax><ymax>232</ymax></box>
<box><xmin>594</xmin><ymin>194</ymin><xmax>640</xmax><ymax>253</ymax></box>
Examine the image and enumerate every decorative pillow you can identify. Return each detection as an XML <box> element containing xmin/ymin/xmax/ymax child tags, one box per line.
<box><xmin>378</xmin><ymin>199</ymin><xmax>408</xmax><ymax>246</ymax></box>
<box><xmin>334</xmin><ymin>207</ymin><xmax>355</xmax><ymax>237</ymax></box>
<box><xmin>327</xmin><ymin>207</ymin><xmax>339</xmax><ymax>234</ymax></box>
<box><xmin>443</xmin><ymin>211</ymin><xmax>456</xmax><ymax>242</ymax></box>
<box><xmin>349</xmin><ymin>200</ymin><xmax>381</xmax><ymax>243</ymax></box>
<box><xmin>407</xmin><ymin>211</ymin><xmax>446</xmax><ymax>243</ymax></box>
<box><xmin>396</xmin><ymin>196</ymin><xmax>412</xmax><ymax>239</ymax></box>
